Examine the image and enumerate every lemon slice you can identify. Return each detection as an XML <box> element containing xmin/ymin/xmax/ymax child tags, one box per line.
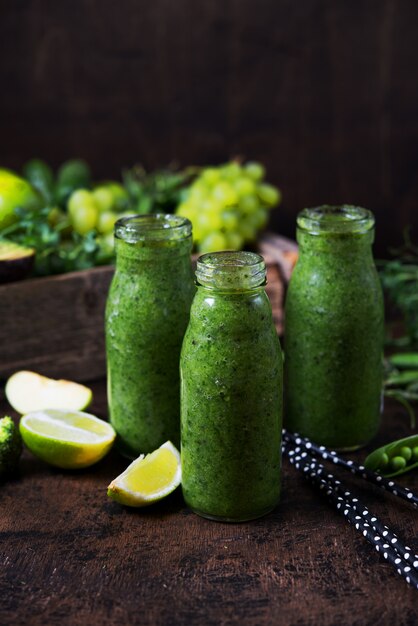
<box><xmin>107</xmin><ymin>441</ymin><xmax>181</xmax><ymax>507</ymax></box>
<box><xmin>6</xmin><ymin>371</ymin><xmax>93</xmax><ymax>415</ymax></box>
<box><xmin>20</xmin><ymin>409</ymin><xmax>116</xmax><ymax>469</ymax></box>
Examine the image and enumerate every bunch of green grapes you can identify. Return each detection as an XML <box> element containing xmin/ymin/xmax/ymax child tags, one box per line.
<box><xmin>67</xmin><ymin>182</ymin><xmax>132</xmax><ymax>257</ymax></box>
<box><xmin>176</xmin><ymin>161</ymin><xmax>281</xmax><ymax>253</ymax></box>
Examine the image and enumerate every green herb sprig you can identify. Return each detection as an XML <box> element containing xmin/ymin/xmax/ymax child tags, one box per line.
<box><xmin>0</xmin><ymin>205</ymin><xmax>101</xmax><ymax>276</ymax></box>
<box><xmin>379</xmin><ymin>231</ymin><xmax>418</xmax><ymax>347</ymax></box>
<box><xmin>122</xmin><ymin>164</ymin><xmax>197</xmax><ymax>215</ymax></box>
<box><xmin>384</xmin><ymin>352</ymin><xmax>418</xmax><ymax>428</ymax></box>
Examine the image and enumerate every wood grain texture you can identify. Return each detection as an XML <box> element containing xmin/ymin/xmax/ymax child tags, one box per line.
<box><xmin>1</xmin><ymin>382</ymin><xmax>418</xmax><ymax>625</ymax></box>
<box><xmin>0</xmin><ymin>266</ymin><xmax>114</xmax><ymax>382</ymax></box>
<box><xmin>0</xmin><ymin>0</ymin><xmax>418</xmax><ymax>254</ymax></box>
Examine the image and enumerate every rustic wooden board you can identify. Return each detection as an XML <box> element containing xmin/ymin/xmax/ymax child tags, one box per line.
<box><xmin>0</xmin><ymin>382</ymin><xmax>417</xmax><ymax>625</ymax></box>
<box><xmin>0</xmin><ymin>266</ymin><xmax>114</xmax><ymax>382</ymax></box>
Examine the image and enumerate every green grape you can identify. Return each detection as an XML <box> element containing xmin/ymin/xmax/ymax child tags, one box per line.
<box><xmin>97</xmin><ymin>211</ymin><xmax>117</xmax><ymax>235</ymax></box>
<box><xmin>220</xmin><ymin>162</ymin><xmax>241</xmax><ymax>180</ymax></box>
<box><xmin>244</xmin><ymin>161</ymin><xmax>265</xmax><ymax>182</ymax></box>
<box><xmin>222</xmin><ymin>210</ymin><xmax>239</xmax><ymax>231</ymax></box>
<box><xmin>225</xmin><ymin>232</ymin><xmax>244</xmax><ymax>250</ymax></box>
<box><xmin>193</xmin><ymin>212</ymin><xmax>213</xmax><ymax>242</ymax></box>
<box><xmin>257</xmin><ymin>183</ymin><xmax>281</xmax><ymax>207</ymax></box>
<box><xmin>234</xmin><ymin>177</ymin><xmax>256</xmax><ymax>197</ymax></box>
<box><xmin>248</xmin><ymin>208</ymin><xmax>269</xmax><ymax>230</ymax></box>
<box><xmin>201</xmin><ymin>200</ymin><xmax>223</xmax><ymax>229</ymax></box>
<box><xmin>96</xmin><ymin>233</ymin><xmax>115</xmax><ymax>264</ymax></box>
<box><xmin>104</xmin><ymin>182</ymin><xmax>129</xmax><ymax>211</ymax></box>
<box><xmin>213</xmin><ymin>182</ymin><xmax>238</xmax><ymax>206</ymax></box>
<box><xmin>175</xmin><ymin>160</ymin><xmax>277</xmax><ymax>251</ymax></box>
<box><xmin>71</xmin><ymin>203</ymin><xmax>98</xmax><ymax>235</ymax></box>
<box><xmin>201</xmin><ymin>168</ymin><xmax>221</xmax><ymax>186</ymax></box>
<box><xmin>199</xmin><ymin>232</ymin><xmax>228</xmax><ymax>253</ymax></box>
<box><xmin>189</xmin><ymin>184</ymin><xmax>209</xmax><ymax>204</ymax></box>
<box><xmin>68</xmin><ymin>189</ymin><xmax>96</xmax><ymax>217</ymax></box>
<box><xmin>48</xmin><ymin>207</ymin><xmax>72</xmax><ymax>236</ymax></box>
<box><xmin>239</xmin><ymin>194</ymin><xmax>260</xmax><ymax>214</ymax></box>
<box><xmin>176</xmin><ymin>201</ymin><xmax>196</xmax><ymax>222</ymax></box>
<box><xmin>93</xmin><ymin>186</ymin><xmax>114</xmax><ymax>213</ymax></box>
<box><xmin>239</xmin><ymin>220</ymin><xmax>257</xmax><ymax>242</ymax></box>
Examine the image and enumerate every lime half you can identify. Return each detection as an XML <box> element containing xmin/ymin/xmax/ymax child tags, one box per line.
<box><xmin>107</xmin><ymin>441</ymin><xmax>181</xmax><ymax>507</ymax></box>
<box><xmin>20</xmin><ymin>409</ymin><xmax>116</xmax><ymax>469</ymax></box>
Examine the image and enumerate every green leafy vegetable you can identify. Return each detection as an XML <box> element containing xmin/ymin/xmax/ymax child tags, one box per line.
<box><xmin>123</xmin><ymin>164</ymin><xmax>195</xmax><ymax>215</ymax></box>
<box><xmin>55</xmin><ymin>159</ymin><xmax>92</xmax><ymax>207</ymax></box>
<box><xmin>379</xmin><ymin>231</ymin><xmax>418</xmax><ymax>347</ymax></box>
<box><xmin>22</xmin><ymin>159</ymin><xmax>55</xmax><ymax>204</ymax></box>
<box><xmin>383</xmin><ymin>352</ymin><xmax>418</xmax><ymax>428</ymax></box>
<box><xmin>0</xmin><ymin>205</ymin><xmax>102</xmax><ymax>276</ymax></box>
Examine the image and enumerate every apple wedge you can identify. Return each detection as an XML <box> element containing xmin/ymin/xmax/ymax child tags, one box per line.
<box><xmin>5</xmin><ymin>371</ymin><xmax>93</xmax><ymax>415</ymax></box>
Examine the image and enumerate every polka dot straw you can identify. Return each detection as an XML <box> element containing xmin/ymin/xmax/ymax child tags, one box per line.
<box><xmin>283</xmin><ymin>439</ymin><xmax>418</xmax><ymax>589</ymax></box>
<box><xmin>283</xmin><ymin>429</ymin><xmax>418</xmax><ymax>508</ymax></box>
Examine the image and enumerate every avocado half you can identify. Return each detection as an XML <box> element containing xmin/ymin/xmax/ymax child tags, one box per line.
<box><xmin>0</xmin><ymin>241</ymin><xmax>35</xmax><ymax>284</ymax></box>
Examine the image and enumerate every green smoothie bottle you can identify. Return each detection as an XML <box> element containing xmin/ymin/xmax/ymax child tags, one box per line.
<box><xmin>284</xmin><ymin>205</ymin><xmax>384</xmax><ymax>450</ymax></box>
<box><xmin>105</xmin><ymin>214</ymin><xmax>194</xmax><ymax>458</ymax></box>
<box><xmin>181</xmin><ymin>251</ymin><xmax>283</xmax><ymax>522</ymax></box>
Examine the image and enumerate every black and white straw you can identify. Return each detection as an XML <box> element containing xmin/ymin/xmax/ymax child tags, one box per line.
<box><xmin>283</xmin><ymin>439</ymin><xmax>418</xmax><ymax>589</ymax></box>
<box><xmin>283</xmin><ymin>429</ymin><xmax>418</xmax><ymax>509</ymax></box>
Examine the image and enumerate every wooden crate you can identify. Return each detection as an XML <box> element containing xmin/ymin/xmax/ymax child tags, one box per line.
<box><xmin>0</xmin><ymin>266</ymin><xmax>114</xmax><ymax>383</ymax></box>
<box><xmin>0</xmin><ymin>234</ymin><xmax>297</xmax><ymax>383</ymax></box>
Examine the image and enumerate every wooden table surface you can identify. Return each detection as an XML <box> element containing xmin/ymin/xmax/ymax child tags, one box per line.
<box><xmin>1</xmin><ymin>380</ymin><xmax>417</xmax><ymax>626</ymax></box>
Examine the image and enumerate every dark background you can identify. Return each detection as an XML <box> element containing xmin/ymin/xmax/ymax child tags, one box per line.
<box><xmin>1</xmin><ymin>0</ymin><xmax>417</xmax><ymax>255</ymax></box>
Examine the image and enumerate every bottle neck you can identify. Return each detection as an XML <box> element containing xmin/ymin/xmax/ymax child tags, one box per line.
<box><xmin>114</xmin><ymin>213</ymin><xmax>192</xmax><ymax>267</ymax></box>
<box><xmin>297</xmin><ymin>228</ymin><xmax>374</xmax><ymax>258</ymax></box>
<box><xmin>195</xmin><ymin>251</ymin><xmax>266</xmax><ymax>293</ymax></box>
<box><xmin>296</xmin><ymin>205</ymin><xmax>375</xmax><ymax>261</ymax></box>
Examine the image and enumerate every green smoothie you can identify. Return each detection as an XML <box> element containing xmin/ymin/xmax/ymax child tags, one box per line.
<box><xmin>105</xmin><ymin>215</ymin><xmax>194</xmax><ymax>457</ymax></box>
<box><xmin>181</xmin><ymin>251</ymin><xmax>283</xmax><ymax>522</ymax></box>
<box><xmin>284</xmin><ymin>206</ymin><xmax>384</xmax><ymax>450</ymax></box>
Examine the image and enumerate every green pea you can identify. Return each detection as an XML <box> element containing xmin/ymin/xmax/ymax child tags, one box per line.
<box><xmin>400</xmin><ymin>446</ymin><xmax>412</xmax><ymax>461</ymax></box>
<box><xmin>390</xmin><ymin>456</ymin><xmax>407</xmax><ymax>471</ymax></box>
<box><xmin>365</xmin><ymin>435</ymin><xmax>418</xmax><ymax>476</ymax></box>
<box><xmin>378</xmin><ymin>452</ymin><xmax>389</xmax><ymax>468</ymax></box>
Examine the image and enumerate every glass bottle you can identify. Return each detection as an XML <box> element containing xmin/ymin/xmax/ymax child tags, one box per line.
<box><xmin>105</xmin><ymin>214</ymin><xmax>194</xmax><ymax>457</ymax></box>
<box><xmin>284</xmin><ymin>205</ymin><xmax>384</xmax><ymax>450</ymax></box>
<box><xmin>181</xmin><ymin>251</ymin><xmax>283</xmax><ymax>522</ymax></box>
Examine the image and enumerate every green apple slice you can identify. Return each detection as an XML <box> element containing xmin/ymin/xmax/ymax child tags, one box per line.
<box><xmin>5</xmin><ymin>371</ymin><xmax>93</xmax><ymax>415</ymax></box>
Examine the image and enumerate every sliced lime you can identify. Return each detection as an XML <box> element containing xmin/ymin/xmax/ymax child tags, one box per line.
<box><xmin>107</xmin><ymin>441</ymin><xmax>181</xmax><ymax>507</ymax></box>
<box><xmin>20</xmin><ymin>409</ymin><xmax>115</xmax><ymax>469</ymax></box>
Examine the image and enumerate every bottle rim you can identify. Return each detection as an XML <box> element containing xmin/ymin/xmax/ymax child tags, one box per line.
<box><xmin>196</xmin><ymin>251</ymin><xmax>266</xmax><ymax>291</ymax></box>
<box><xmin>115</xmin><ymin>214</ymin><xmax>192</xmax><ymax>242</ymax></box>
<box><xmin>297</xmin><ymin>205</ymin><xmax>374</xmax><ymax>235</ymax></box>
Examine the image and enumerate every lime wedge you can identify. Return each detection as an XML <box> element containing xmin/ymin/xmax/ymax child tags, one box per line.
<box><xmin>20</xmin><ymin>409</ymin><xmax>116</xmax><ymax>469</ymax></box>
<box><xmin>107</xmin><ymin>441</ymin><xmax>181</xmax><ymax>507</ymax></box>
<box><xmin>6</xmin><ymin>371</ymin><xmax>92</xmax><ymax>414</ymax></box>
